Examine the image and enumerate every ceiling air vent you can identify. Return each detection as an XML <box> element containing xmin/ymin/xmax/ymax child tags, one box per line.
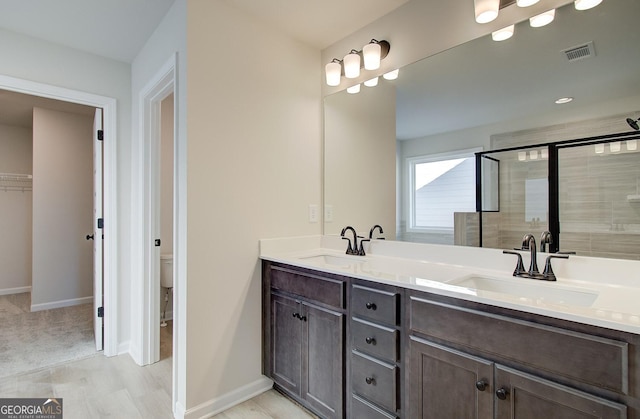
<box><xmin>562</xmin><ymin>41</ymin><xmax>596</xmax><ymax>62</ymax></box>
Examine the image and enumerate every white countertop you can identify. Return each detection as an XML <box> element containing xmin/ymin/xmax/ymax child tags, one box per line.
<box><xmin>260</xmin><ymin>235</ymin><xmax>640</xmax><ymax>335</ymax></box>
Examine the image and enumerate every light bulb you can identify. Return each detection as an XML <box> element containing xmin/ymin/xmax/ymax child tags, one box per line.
<box><xmin>347</xmin><ymin>84</ymin><xmax>361</xmax><ymax>94</ymax></box>
<box><xmin>541</xmin><ymin>149</ymin><xmax>548</xmax><ymax>159</ymax></box>
<box><xmin>492</xmin><ymin>25</ymin><xmax>514</xmax><ymax>41</ymax></box>
<box><xmin>474</xmin><ymin>0</ymin><xmax>499</xmax><ymax>23</ymax></box>
<box><xmin>383</xmin><ymin>69</ymin><xmax>399</xmax><ymax>80</ymax></box>
<box><xmin>626</xmin><ymin>140</ymin><xmax>638</xmax><ymax>151</ymax></box>
<box><xmin>517</xmin><ymin>0</ymin><xmax>539</xmax><ymax>6</ymax></box>
<box><xmin>343</xmin><ymin>51</ymin><xmax>360</xmax><ymax>79</ymax></box>
<box><xmin>594</xmin><ymin>144</ymin><xmax>605</xmax><ymax>154</ymax></box>
<box><xmin>610</xmin><ymin>142</ymin><xmax>621</xmax><ymax>153</ymax></box>
<box><xmin>530</xmin><ymin>150</ymin><xmax>538</xmax><ymax>160</ymax></box>
<box><xmin>518</xmin><ymin>152</ymin><xmax>527</xmax><ymax>161</ymax></box>
<box><xmin>530</xmin><ymin>9</ymin><xmax>555</xmax><ymax>27</ymax></box>
<box><xmin>364</xmin><ymin>77</ymin><xmax>379</xmax><ymax>87</ymax></box>
<box><xmin>575</xmin><ymin>0</ymin><xmax>603</xmax><ymax>10</ymax></box>
<box><xmin>325</xmin><ymin>61</ymin><xmax>341</xmax><ymax>86</ymax></box>
<box><xmin>363</xmin><ymin>42</ymin><xmax>382</xmax><ymax>70</ymax></box>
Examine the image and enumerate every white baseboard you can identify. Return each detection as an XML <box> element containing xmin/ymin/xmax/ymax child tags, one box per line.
<box><xmin>182</xmin><ymin>376</ymin><xmax>273</xmax><ymax>419</ymax></box>
<box><xmin>0</xmin><ymin>286</ymin><xmax>31</xmax><ymax>296</ymax></box>
<box><xmin>118</xmin><ymin>340</ymin><xmax>131</xmax><ymax>356</ymax></box>
<box><xmin>30</xmin><ymin>296</ymin><xmax>93</xmax><ymax>312</ymax></box>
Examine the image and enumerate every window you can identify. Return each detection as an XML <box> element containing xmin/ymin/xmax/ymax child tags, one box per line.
<box><xmin>408</xmin><ymin>148</ymin><xmax>479</xmax><ymax>232</ymax></box>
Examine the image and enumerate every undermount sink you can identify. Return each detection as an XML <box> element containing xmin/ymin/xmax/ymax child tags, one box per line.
<box><xmin>447</xmin><ymin>275</ymin><xmax>599</xmax><ymax>307</ymax></box>
<box><xmin>300</xmin><ymin>254</ymin><xmax>363</xmax><ymax>268</ymax></box>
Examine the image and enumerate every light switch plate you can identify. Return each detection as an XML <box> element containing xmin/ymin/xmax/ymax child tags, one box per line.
<box><xmin>324</xmin><ymin>205</ymin><xmax>333</xmax><ymax>222</ymax></box>
<box><xmin>309</xmin><ymin>204</ymin><xmax>318</xmax><ymax>223</ymax></box>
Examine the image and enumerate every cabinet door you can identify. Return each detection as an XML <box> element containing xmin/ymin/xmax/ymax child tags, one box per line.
<box><xmin>495</xmin><ymin>365</ymin><xmax>627</xmax><ymax>419</ymax></box>
<box><xmin>409</xmin><ymin>336</ymin><xmax>494</xmax><ymax>419</ymax></box>
<box><xmin>302</xmin><ymin>302</ymin><xmax>344</xmax><ymax>419</ymax></box>
<box><xmin>271</xmin><ymin>294</ymin><xmax>302</xmax><ymax>395</ymax></box>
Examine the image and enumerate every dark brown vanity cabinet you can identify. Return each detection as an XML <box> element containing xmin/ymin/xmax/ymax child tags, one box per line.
<box><xmin>350</xmin><ymin>282</ymin><xmax>402</xmax><ymax>419</ymax></box>
<box><xmin>263</xmin><ymin>262</ymin><xmax>346</xmax><ymax>419</ymax></box>
<box><xmin>407</xmin><ymin>293</ymin><xmax>636</xmax><ymax>419</ymax></box>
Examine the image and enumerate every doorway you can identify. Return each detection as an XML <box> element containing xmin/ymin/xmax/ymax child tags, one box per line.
<box><xmin>0</xmin><ymin>74</ymin><xmax>119</xmax><ymax>357</ymax></box>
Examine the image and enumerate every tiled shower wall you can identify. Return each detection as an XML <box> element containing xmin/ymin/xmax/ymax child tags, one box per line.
<box><xmin>484</xmin><ymin>112</ymin><xmax>640</xmax><ymax>260</ymax></box>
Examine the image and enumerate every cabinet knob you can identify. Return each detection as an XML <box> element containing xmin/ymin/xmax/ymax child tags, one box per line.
<box><xmin>475</xmin><ymin>380</ymin><xmax>488</xmax><ymax>391</ymax></box>
<box><xmin>365</xmin><ymin>302</ymin><xmax>377</xmax><ymax>310</ymax></box>
<box><xmin>496</xmin><ymin>388</ymin><xmax>509</xmax><ymax>400</ymax></box>
<box><xmin>365</xmin><ymin>337</ymin><xmax>376</xmax><ymax>345</ymax></box>
<box><xmin>365</xmin><ymin>377</ymin><xmax>376</xmax><ymax>385</ymax></box>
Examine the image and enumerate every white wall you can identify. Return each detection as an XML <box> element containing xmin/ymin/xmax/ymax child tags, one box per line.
<box><xmin>31</xmin><ymin>107</ymin><xmax>93</xmax><ymax>309</ymax></box>
<box><xmin>185</xmin><ymin>0</ymin><xmax>321</xmax><ymax>414</ymax></box>
<box><xmin>0</xmin><ymin>124</ymin><xmax>32</xmax><ymax>292</ymax></box>
<box><xmin>0</xmin><ymin>28</ymin><xmax>132</xmax><ymax>344</ymax></box>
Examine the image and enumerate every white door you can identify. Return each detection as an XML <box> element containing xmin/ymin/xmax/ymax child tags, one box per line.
<box><xmin>93</xmin><ymin>108</ymin><xmax>104</xmax><ymax>351</ymax></box>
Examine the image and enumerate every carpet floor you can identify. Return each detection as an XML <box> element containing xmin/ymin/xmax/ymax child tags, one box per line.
<box><xmin>0</xmin><ymin>293</ymin><xmax>97</xmax><ymax>378</ymax></box>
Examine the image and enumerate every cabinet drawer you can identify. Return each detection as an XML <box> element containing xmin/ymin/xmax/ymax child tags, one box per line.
<box><xmin>351</xmin><ymin>317</ymin><xmax>398</xmax><ymax>362</ymax></box>
<box><xmin>270</xmin><ymin>265</ymin><xmax>345</xmax><ymax>309</ymax></box>
<box><xmin>352</xmin><ymin>350</ymin><xmax>398</xmax><ymax>413</ymax></box>
<box><xmin>410</xmin><ymin>296</ymin><xmax>629</xmax><ymax>394</ymax></box>
<box><xmin>352</xmin><ymin>285</ymin><xmax>398</xmax><ymax>325</ymax></box>
<box><xmin>352</xmin><ymin>394</ymin><xmax>398</xmax><ymax>419</ymax></box>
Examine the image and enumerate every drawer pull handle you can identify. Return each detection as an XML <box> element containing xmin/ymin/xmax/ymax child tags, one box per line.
<box><xmin>365</xmin><ymin>337</ymin><xmax>376</xmax><ymax>345</ymax></box>
<box><xmin>365</xmin><ymin>377</ymin><xmax>376</xmax><ymax>385</ymax></box>
<box><xmin>475</xmin><ymin>380</ymin><xmax>487</xmax><ymax>391</ymax></box>
<box><xmin>365</xmin><ymin>302</ymin><xmax>377</xmax><ymax>310</ymax></box>
<box><xmin>496</xmin><ymin>388</ymin><xmax>509</xmax><ymax>400</ymax></box>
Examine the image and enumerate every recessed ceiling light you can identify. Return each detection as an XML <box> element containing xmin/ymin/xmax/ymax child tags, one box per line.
<box><xmin>555</xmin><ymin>97</ymin><xmax>573</xmax><ymax>104</ymax></box>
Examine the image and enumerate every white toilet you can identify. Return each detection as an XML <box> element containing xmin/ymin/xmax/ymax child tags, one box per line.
<box><xmin>160</xmin><ymin>254</ymin><xmax>173</xmax><ymax>289</ymax></box>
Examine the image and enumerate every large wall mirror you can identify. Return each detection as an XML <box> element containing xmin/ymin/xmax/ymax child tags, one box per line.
<box><xmin>324</xmin><ymin>0</ymin><xmax>640</xmax><ymax>260</ymax></box>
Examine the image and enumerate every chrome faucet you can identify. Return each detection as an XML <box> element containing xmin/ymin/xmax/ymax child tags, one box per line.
<box><xmin>369</xmin><ymin>224</ymin><xmax>385</xmax><ymax>240</ymax></box>
<box><xmin>521</xmin><ymin>233</ymin><xmax>539</xmax><ymax>276</ymax></box>
<box><xmin>540</xmin><ymin>230</ymin><xmax>553</xmax><ymax>253</ymax></box>
<box><xmin>341</xmin><ymin>226</ymin><xmax>358</xmax><ymax>255</ymax></box>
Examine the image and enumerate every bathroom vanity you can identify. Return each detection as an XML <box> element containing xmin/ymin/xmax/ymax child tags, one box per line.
<box><xmin>260</xmin><ymin>236</ymin><xmax>640</xmax><ymax>418</ymax></box>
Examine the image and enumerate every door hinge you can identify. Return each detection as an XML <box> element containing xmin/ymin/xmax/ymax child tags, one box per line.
<box><xmin>98</xmin><ymin>218</ymin><xmax>104</xmax><ymax>229</ymax></box>
<box><xmin>97</xmin><ymin>307</ymin><xmax>104</xmax><ymax>318</ymax></box>
<box><xmin>97</xmin><ymin>130</ymin><xmax>104</xmax><ymax>141</ymax></box>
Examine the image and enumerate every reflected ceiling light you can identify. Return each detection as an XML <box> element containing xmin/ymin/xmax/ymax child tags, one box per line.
<box><xmin>492</xmin><ymin>25</ymin><xmax>514</xmax><ymax>41</ymax></box>
<box><xmin>325</xmin><ymin>59</ymin><xmax>342</xmax><ymax>86</ymax></box>
<box><xmin>518</xmin><ymin>151</ymin><xmax>527</xmax><ymax>161</ymax></box>
<box><xmin>517</xmin><ymin>0</ymin><xmax>539</xmax><ymax>6</ymax></box>
<box><xmin>474</xmin><ymin>0</ymin><xmax>499</xmax><ymax>23</ymax></box>
<box><xmin>347</xmin><ymin>84</ymin><xmax>361</xmax><ymax>94</ymax></box>
<box><xmin>627</xmin><ymin>117</ymin><xmax>640</xmax><ymax>131</ymax></box>
<box><xmin>610</xmin><ymin>142</ymin><xmax>621</xmax><ymax>153</ymax></box>
<box><xmin>343</xmin><ymin>50</ymin><xmax>361</xmax><ymax>79</ymax></box>
<box><xmin>626</xmin><ymin>140</ymin><xmax>637</xmax><ymax>151</ymax></box>
<box><xmin>555</xmin><ymin>97</ymin><xmax>573</xmax><ymax>104</ymax></box>
<box><xmin>383</xmin><ymin>69</ymin><xmax>400</xmax><ymax>80</ymax></box>
<box><xmin>575</xmin><ymin>0</ymin><xmax>603</xmax><ymax>10</ymax></box>
<box><xmin>530</xmin><ymin>150</ymin><xmax>539</xmax><ymax>160</ymax></box>
<box><xmin>530</xmin><ymin>9</ymin><xmax>555</xmax><ymax>27</ymax></box>
<box><xmin>594</xmin><ymin>144</ymin><xmax>605</xmax><ymax>154</ymax></box>
<box><xmin>364</xmin><ymin>77</ymin><xmax>379</xmax><ymax>87</ymax></box>
<box><xmin>541</xmin><ymin>149</ymin><xmax>549</xmax><ymax>159</ymax></box>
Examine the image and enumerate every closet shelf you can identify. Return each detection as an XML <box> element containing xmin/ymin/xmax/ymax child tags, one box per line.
<box><xmin>0</xmin><ymin>172</ymin><xmax>33</xmax><ymax>192</ymax></box>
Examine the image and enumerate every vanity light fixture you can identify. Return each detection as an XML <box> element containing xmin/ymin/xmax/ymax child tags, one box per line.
<box><xmin>383</xmin><ymin>69</ymin><xmax>400</xmax><ymax>80</ymax></box>
<box><xmin>344</xmin><ymin>50</ymin><xmax>361</xmax><ymax>79</ymax></box>
<box><xmin>324</xmin><ymin>40</ymin><xmax>391</xmax><ymax>86</ymax></box>
<box><xmin>541</xmin><ymin>149</ymin><xmax>549</xmax><ymax>159</ymax></box>
<box><xmin>364</xmin><ymin>77</ymin><xmax>379</xmax><ymax>87</ymax></box>
<box><xmin>518</xmin><ymin>151</ymin><xmax>527</xmax><ymax>161</ymax></box>
<box><xmin>555</xmin><ymin>97</ymin><xmax>573</xmax><ymax>104</ymax></box>
<box><xmin>575</xmin><ymin>0</ymin><xmax>603</xmax><ymax>10</ymax></box>
<box><xmin>610</xmin><ymin>142</ymin><xmax>621</xmax><ymax>153</ymax></box>
<box><xmin>594</xmin><ymin>143</ymin><xmax>605</xmax><ymax>154</ymax></box>
<box><xmin>347</xmin><ymin>84</ymin><xmax>361</xmax><ymax>94</ymax></box>
<box><xmin>530</xmin><ymin>9</ymin><xmax>556</xmax><ymax>27</ymax></box>
<box><xmin>492</xmin><ymin>25</ymin><xmax>515</xmax><ymax>41</ymax></box>
<box><xmin>474</xmin><ymin>0</ymin><xmax>499</xmax><ymax>23</ymax></box>
<box><xmin>530</xmin><ymin>150</ymin><xmax>539</xmax><ymax>160</ymax></box>
<box><xmin>517</xmin><ymin>0</ymin><xmax>540</xmax><ymax>6</ymax></box>
<box><xmin>627</xmin><ymin>140</ymin><xmax>638</xmax><ymax>151</ymax></box>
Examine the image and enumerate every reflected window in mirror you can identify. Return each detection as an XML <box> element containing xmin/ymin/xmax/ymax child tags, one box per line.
<box><xmin>405</xmin><ymin>148</ymin><xmax>480</xmax><ymax>245</ymax></box>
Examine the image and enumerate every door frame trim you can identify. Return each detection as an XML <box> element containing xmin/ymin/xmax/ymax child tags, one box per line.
<box><xmin>0</xmin><ymin>73</ymin><xmax>119</xmax><ymax>357</ymax></box>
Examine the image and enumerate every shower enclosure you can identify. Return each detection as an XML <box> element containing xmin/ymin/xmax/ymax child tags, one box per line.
<box><xmin>474</xmin><ymin>131</ymin><xmax>640</xmax><ymax>260</ymax></box>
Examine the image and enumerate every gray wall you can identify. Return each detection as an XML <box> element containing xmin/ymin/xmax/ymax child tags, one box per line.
<box><xmin>31</xmin><ymin>107</ymin><xmax>93</xmax><ymax>309</ymax></box>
